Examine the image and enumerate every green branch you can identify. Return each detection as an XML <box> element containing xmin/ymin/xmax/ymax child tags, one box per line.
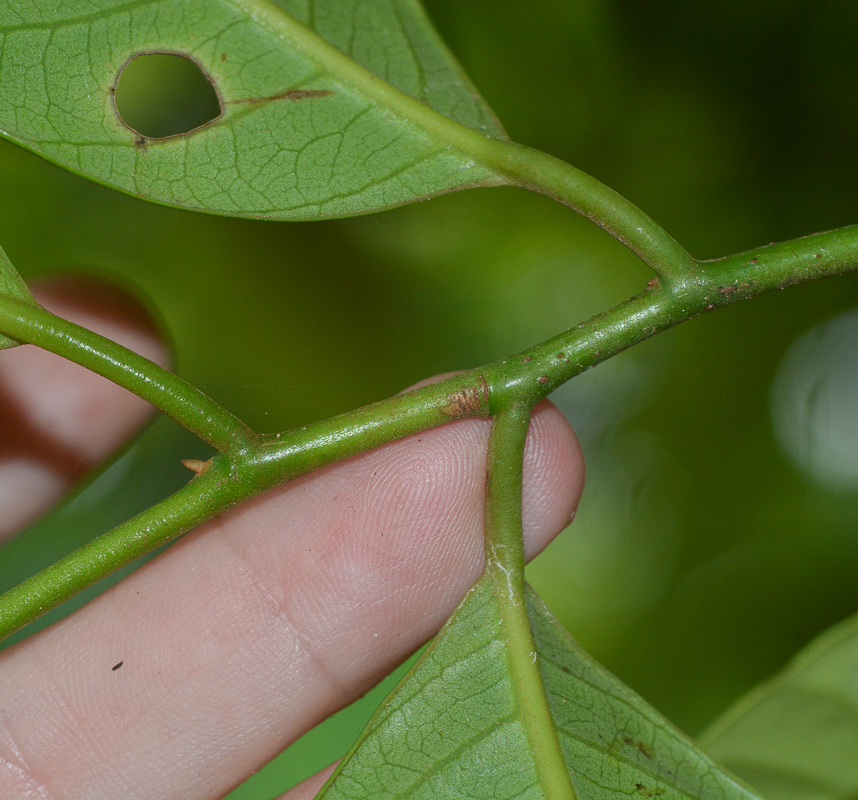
<box><xmin>0</xmin><ymin>457</ymin><xmax>249</xmax><ymax>641</ymax></box>
<box><xmin>506</xmin><ymin>221</ymin><xmax>858</xmax><ymax>399</ymax></box>
<box><xmin>2</xmin><ymin>222</ymin><xmax>858</xmax><ymax>642</ymax></box>
<box><xmin>0</xmin><ymin>296</ymin><xmax>256</xmax><ymax>457</ymax></box>
<box><xmin>479</xmin><ymin>139</ymin><xmax>695</xmax><ymax>282</ymax></box>
<box><xmin>221</xmin><ymin>5</ymin><xmax>690</xmax><ymax>279</ymax></box>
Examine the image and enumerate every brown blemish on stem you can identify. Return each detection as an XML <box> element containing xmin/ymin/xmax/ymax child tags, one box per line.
<box><xmin>439</xmin><ymin>375</ymin><xmax>490</xmax><ymax>418</ymax></box>
<box><xmin>719</xmin><ymin>281</ymin><xmax>753</xmax><ymax>298</ymax></box>
<box><xmin>181</xmin><ymin>458</ymin><xmax>213</xmax><ymax>476</ymax></box>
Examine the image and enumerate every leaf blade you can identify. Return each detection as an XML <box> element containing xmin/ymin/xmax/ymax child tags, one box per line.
<box><xmin>316</xmin><ymin>576</ymin><xmax>558</xmax><ymax>799</ymax></box>
<box><xmin>270</xmin><ymin>0</ymin><xmax>507</xmax><ymax>139</ymax></box>
<box><xmin>315</xmin><ymin>576</ymin><xmax>762</xmax><ymax>799</ymax></box>
<box><xmin>526</xmin><ymin>587</ymin><xmax>761</xmax><ymax>800</ymax></box>
<box><xmin>0</xmin><ymin>0</ymin><xmax>506</xmax><ymax>219</ymax></box>
<box><xmin>700</xmin><ymin>611</ymin><xmax>858</xmax><ymax>800</ymax></box>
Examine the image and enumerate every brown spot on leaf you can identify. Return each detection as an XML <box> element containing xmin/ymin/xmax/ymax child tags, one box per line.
<box><xmin>538</xmin><ymin>375</ymin><xmax>550</xmax><ymax>385</ymax></box>
<box><xmin>633</xmin><ymin>785</ymin><xmax>664</xmax><ymax>797</ymax></box>
<box><xmin>623</xmin><ymin>736</ymin><xmax>654</xmax><ymax>759</ymax></box>
<box><xmin>228</xmin><ymin>89</ymin><xmax>334</xmax><ymax>106</ymax></box>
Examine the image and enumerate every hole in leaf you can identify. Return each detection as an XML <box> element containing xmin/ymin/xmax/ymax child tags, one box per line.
<box><xmin>114</xmin><ymin>53</ymin><xmax>222</xmax><ymax>139</ymax></box>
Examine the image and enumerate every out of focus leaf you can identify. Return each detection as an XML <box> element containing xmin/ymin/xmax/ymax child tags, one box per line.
<box><xmin>317</xmin><ymin>575</ymin><xmax>761</xmax><ymax>799</ymax></box>
<box><xmin>0</xmin><ymin>242</ymin><xmax>38</xmax><ymax>349</ymax></box>
<box><xmin>701</xmin><ymin>610</ymin><xmax>858</xmax><ymax>800</ymax></box>
<box><xmin>0</xmin><ymin>0</ymin><xmax>506</xmax><ymax>220</ymax></box>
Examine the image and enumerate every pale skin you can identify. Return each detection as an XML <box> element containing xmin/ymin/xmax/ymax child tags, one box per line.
<box><xmin>0</xmin><ymin>279</ymin><xmax>586</xmax><ymax>800</ymax></box>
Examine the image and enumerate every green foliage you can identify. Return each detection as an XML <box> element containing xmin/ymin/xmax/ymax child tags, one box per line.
<box><xmin>1</xmin><ymin>2</ymin><xmax>858</xmax><ymax>799</ymax></box>
<box><xmin>320</xmin><ymin>578</ymin><xmax>759</xmax><ymax>799</ymax></box>
<box><xmin>0</xmin><ymin>0</ymin><xmax>506</xmax><ymax>218</ymax></box>
<box><xmin>701</xmin><ymin>608</ymin><xmax>858</xmax><ymax>800</ymax></box>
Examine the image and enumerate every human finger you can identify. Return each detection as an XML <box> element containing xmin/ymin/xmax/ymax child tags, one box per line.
<box><xmin>0</xmin><ymin>396</ymin><xmax>583</xmax><ymax>799</ymax></box>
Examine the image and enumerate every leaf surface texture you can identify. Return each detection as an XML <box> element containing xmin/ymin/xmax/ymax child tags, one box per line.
<box><xmin>0</xmin><ymin>0</ymin><xmax>506</xmax><ymax>218</ymax></box>
<box><xmin>317</xmin><ymin>578</ymin><xmax>762</xmax><ymax>799</ymax></box>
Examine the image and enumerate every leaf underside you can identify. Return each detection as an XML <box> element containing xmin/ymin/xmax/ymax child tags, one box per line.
<box><xmin>701</xmin><ymin>609</ymin><xmax>858</xmax><ymax>800</ymax></box>
<box><xmin>0</xmin><ymin>0</ymin><xmax>507</xmax><ymax>220</ymax></box>
<box><xmin>317</xmin><ymin>578</ymin><xmax>761</xmax><ymax>800</ymax></box>
<box><xmin>0</xmin><ymin>244</ymin><xmax>38</xmax><ymax>350</ymax></box>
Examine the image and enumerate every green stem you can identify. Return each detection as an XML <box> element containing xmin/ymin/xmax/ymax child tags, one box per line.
<box><xmin>483</xmin><ymin>403</ymin><xmax>577</xmax><ymax>800</ymax></box>
<box><xmin>0</xmin><ymin>456</ymin><xmax>252</xmax><ymax>641</ymax></box>
<box><xmin>237</xmin><ymin>3</ymin><xmax>689</xmax><ymax>279</ymax></box>
<box><xmin>479</xmin><ymin>139</ymin><xmax>694</xmax><ymax>282</ymax></box>
<box><xmin>3</xmin><ymin>222</ymin><xmax>858</xmax><ymax>641</ymax></box>
<box><xmin>508</xmin><ymin>222</ymin><xmax>858</xmax><ymax>400</ymax></box>
<box><xmin>0</xmin><ymin>296</ymin><xmax>256</xmax><ymax>457</ymax></box>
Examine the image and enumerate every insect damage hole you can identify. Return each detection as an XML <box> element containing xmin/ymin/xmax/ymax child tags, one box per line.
<box><xmin>114</xmin><ymin>53</ymin><xmax>222</xmax><ymax>139</ymax></box>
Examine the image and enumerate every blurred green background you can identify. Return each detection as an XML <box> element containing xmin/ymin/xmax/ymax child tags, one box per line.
<box><xmin>3</xmin><ymin>1</ymin><xmax>858</xmax><ymax>796</ymax></box>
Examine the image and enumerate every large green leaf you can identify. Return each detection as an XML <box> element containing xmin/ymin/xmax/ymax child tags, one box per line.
<box><xmin>0</xmin><ymin>0</ymin><xmax>506</xmax><ymax>219</ymax></box>
<box><xmin>316</xmin><ymin>576</ymin><xmax>761</xmax><ymax>799</ymax></box>
<box><xmin>701</xmin><ymin>610</ymin><xmax>858</xmax><ymax>800</ymax></box>
<box><xmin>0</xmin><ymin>243</ymin><xmax>38</xmax><ymax>350</ymax></box>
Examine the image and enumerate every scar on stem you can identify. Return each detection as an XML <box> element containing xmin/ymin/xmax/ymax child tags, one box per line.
<box><xmin>440</xmin><ymin>376</ymin><xmax>490</xmax><ymax>419</ymax></box>
<box><xmin>181</xmin><ymin>458</ymin><xmax>213</xmax><ymax>476</ymax></box>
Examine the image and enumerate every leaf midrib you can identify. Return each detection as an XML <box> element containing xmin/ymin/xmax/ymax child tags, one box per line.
<box><xmin>488</xmin><ymin>569</ymin><xmax>578</xmax><ymax>800</ymax></box>
<box><xmin>226</xmin><ymin>0</ymin><xmax>510</xmax><ymax>175</ymax></box>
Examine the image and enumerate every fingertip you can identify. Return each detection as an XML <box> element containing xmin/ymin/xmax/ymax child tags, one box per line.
<box><xmin>276</xmin><ymin>764</ymin><xmax>338</xmax><ymax>799</ymax></box>
<box><xmin>522</xmin><ymin>398</ymin><xmax>585</xmax><ymax>560</ymax></box>
<box><xmin>402</xmin><ymin>370</ymin><xmax>585</xmax><ymax>561</ymax></box>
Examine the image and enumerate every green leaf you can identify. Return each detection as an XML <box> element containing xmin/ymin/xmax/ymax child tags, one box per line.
<box><xmin>700</xmin><ymin>610</ymin><xmax>858</xmax><ymax>800</ymax></box>
<box><xmin>0</xmin><ymin>0</ymin><xmax>507</xmax><ymax>220</ymax></box>
<box><xmin>0</xmin><ymin>243</ymin><xmax>38</xmax><ymax>350</ymax></box>
<box><xmin>316</xmin><ymin>577</ymin><xmax>762</xmax><ymax>799</ymax></box>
